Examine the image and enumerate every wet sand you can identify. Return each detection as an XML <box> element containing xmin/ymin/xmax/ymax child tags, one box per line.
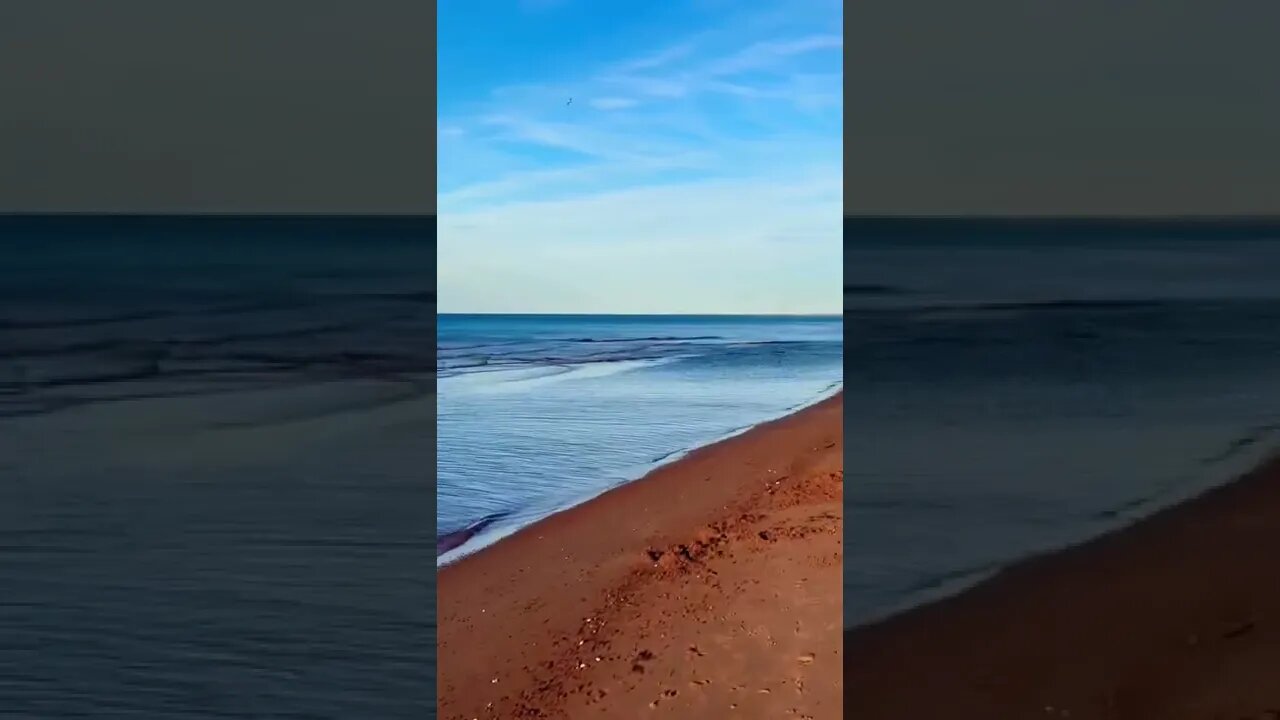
<box><xmin>846</xmin><ymin>453</ymin><xmax>1280</xmax><ymax>719</ymax></box>
<box><xmin>438</xmin><ymin>393</ymin><xmax>843</xmax><ymax>720</ymax></box>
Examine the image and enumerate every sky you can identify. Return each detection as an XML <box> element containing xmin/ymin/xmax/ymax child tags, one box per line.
<box><xmin>0</xmin><ymin>1</ymin><xmax>433</xmax><ymax>214</ymax></box>
<box><xmin>849</xmin><ymin>0</ymin><xmax>1280</xmax><ymax>216</ymax></box>
<box><xmin>437</xmin><ymin>0</ymin><xmax>843</xmax><ymax>315</ymax></box>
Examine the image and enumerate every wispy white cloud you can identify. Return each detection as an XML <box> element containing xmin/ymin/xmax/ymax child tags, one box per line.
<box><xmin>593</xmin><ymin>33</ymin><xmax>843</xmax><ymax>107</ymax></box>
<box><xmin>440</xmin><ymin>24</ymin><xmax>841</xmax><ymax>202</ymax></box>
<box><xmin>703</xmin><ymin>34</ymin><xmax>843</xmax><ymax>77</ymax></box>
<box><xmin>610</xmin><ymin>42</ymin><xmax>698</xmax><ymax>73</ymax></box>
<box><xmin>438</xmin><ymin>1</ymin><xmax>841</xmax><ymax>313</ymax></box>
<box><xmin>588</xmin><ymin>97</ymin><xmax>639</xmax><ymax>111</ymax></box>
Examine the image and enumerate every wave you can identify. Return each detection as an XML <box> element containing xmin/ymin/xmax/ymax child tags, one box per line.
<box><xmin>1198</xmin><ymin>422</ymin><xmax>1280</xmax><ymax>466</ymax></box>
<box><xmin>947</xmin><ymin>299</ymin><xmax>1173</xmax><ymax>312</ymax></box>
<box><xmin>0</xmin><ymin>286</ymin><xmax>438</xmax><ymax>334</ymax></box>
<box><xmin>436</xmin><ymin>336</ymin><xmax>722</xmax><ymax>359</ymax></box>
<box><xmin>552</xmin><ymin>335</ymin><xmax>723</xmax><ymax>343</ymax></box>
<box><xmin>443</xmin><ymin>357</ymin><xmax>682</xmax><ymax>391</ymax></box>
<box><xmin>438</xmin><ymin>348</ymin><xmax>675</xmax><ymax>376</ymax></box>
<box><xmin>439</xmin><ymin>381</ymin><xmax>843</xmax><ymax>566</ymax></box>
<box><xmin>437</xmin><ymin>338</ymin><xmax>837</xmax><ymax>378</ymax></box>
<box><xmin>848</xmin><ymin>298</ymin><xmax>1179</xmax><ymax>315</ymax></box>
<box><xmin>645</xmin><ymin>382</ymin><xmax>842</xmax><ymax>471</ymax></box>
<box><xmin>0</xmin><ymin>310</ymin><xmax>170</xmax><ymax>330</ymax></box>
<box><xmin>1</xmin><ymin>321</ymin><xmax>377</xmax><ymax>359</ymax></box>
<box><xmin>0</xmin><ymin>297</ymin><xmax>332</xmax><ymax>331</ymax></box>
<box><xmin>843</xmin><ymin>215</ymin><xmax>1280</xmax><ymax>243</ymax></box>
<box><xmin>437</xmin><ymin>512</ymin><xmax>513</xmax><ymax>556</ymax></box>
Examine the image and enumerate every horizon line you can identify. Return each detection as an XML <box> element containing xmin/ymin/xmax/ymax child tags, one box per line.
<box><xmin>0</xmin><ymin>211</ymin><xmax>435</xmax><ymax>219</ymax></box>
<box><xmin>437</xmin><ymin>311</ymin><xmax>842</xmax><ymax>317</ymax></box>
<box><xmin>845</xmin><ymin>214</ymin><xmax>1280</xmax><ymax>222</ymax></box>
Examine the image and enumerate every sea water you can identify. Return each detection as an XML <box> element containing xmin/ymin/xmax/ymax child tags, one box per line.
<box><xmin>436</xmin><ymin>314</ymin><xmax>843</xmax><ymax>564</ymax></box>
<box><xmin>845</xmin><ymin>221</ymin><xmax>1280</xmax><ymax>628</ymax></box>
<box><xmin>0</xmin><ymin>217</ymin><xmax>435</xmax><ymax>718</ymax></box>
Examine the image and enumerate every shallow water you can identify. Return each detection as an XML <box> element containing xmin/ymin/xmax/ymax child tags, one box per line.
<box><xmin>0</xmin><ymin>218</ymin><xmax>435</xmax><ymax>717</ymax></box>
<box><xmin>436</xmin><ymin>314</ymin><xmax>843</xmax><ymax>563</ymax></box>
<box><xmin>845</xmin><ymin>222</ymin><xmax>1280</xmax><ymax>628</ymax></box>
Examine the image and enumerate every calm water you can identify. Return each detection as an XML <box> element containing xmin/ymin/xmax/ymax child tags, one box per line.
<box><xmin>436</xmin><ymin>314</ymin><xmax>843</xmax><ymax>563</ymax></box>
<box><xmin>0</xmin><ymin>217</ymin><xmax>435</xmax><ymax>717</ymax></box>
<box><xmin>845</xmin><ymin>220</ymin><xmax>1280</xmax><ymax>628</ymax></box>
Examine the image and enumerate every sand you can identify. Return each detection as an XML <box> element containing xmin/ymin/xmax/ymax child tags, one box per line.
<box><xmin>846</xmin><ymin>453</ymin><xmax>1280</xmax><ymax>719</ymax></box>
<box><xmin>437</xmin><ymin>393</ymin><xmax>843</xmax><ymax>720</ymax></box>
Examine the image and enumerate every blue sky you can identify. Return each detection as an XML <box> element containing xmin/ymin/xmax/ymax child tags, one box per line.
<box><xmin>438</xmin><ymin>0</ymin><xmax>842</xmax><ymax>314</ymax></box>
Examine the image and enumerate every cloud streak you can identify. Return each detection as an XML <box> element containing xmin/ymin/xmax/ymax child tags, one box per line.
<box><xmin>588</xmin><ymin>97</ymin><xmax>639</xmax><ymax>111</ymax></box>
<box><xmin>438</xmin><ymin>1</ymin><xmax>841</xmax><ymax>313</ymax></box>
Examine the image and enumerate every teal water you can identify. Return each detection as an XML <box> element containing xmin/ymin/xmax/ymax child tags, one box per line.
<box><xmin>436</xmin><ymin>313</ymin><xmax>843</xmax><ymax>563</ymax></box>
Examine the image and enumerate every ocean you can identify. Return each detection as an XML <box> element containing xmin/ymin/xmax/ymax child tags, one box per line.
<box><xmin>845</xmin><ymin>219</ymin><xmax>1280</xmax><ymax>628</ymax></box>
<box><xmin>0</xmin><ymin>217</ymin><xmax>436</xmax><ymax>718</ymax></box>
<box><xmin>436</xmin><ymin>314</ymin><xmax>843</xmax><ymax>564</ymax></box>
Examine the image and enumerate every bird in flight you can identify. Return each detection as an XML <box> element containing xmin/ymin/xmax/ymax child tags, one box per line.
<box><xmin>566</xmin><ymin>97</ymin><xmax>573</xmax><ymax>106</ymax></box>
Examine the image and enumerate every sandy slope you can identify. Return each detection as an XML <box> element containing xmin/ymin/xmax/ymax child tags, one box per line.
<box><xmin>438</xmin><ymin>393</ymin><xmax>843</xmax><ymax>720</ymax></box>
<box><xmin>846</xmin><ymin>453</ymin><xmax>1280</xmax><ymax>719</ymax></box>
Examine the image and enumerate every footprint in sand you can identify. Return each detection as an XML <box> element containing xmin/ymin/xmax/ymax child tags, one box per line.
<box><xmin>648</xmin><ymin>689</ymin><xmax>679</xmax><ymax>708</ymax></box>
<box><xmin>631</xmin><ymin>649</ymin><xmax>656</xmax><ymax>674</ymax></box>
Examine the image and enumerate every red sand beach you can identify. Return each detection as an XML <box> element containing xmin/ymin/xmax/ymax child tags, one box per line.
<box><xmin>846</xmin><ymin>453</ymin><xmax>1280</xmax><ymax>719</ymax></box>
<box><xmin>438</xmin><ymin>393</ymin><xmax>843</xmax><ymax>720</ymax></box>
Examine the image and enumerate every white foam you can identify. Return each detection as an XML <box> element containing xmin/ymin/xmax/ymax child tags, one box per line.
<box><xmin>442</xmin><ymin>356</ymin><xmax>681</xmax><ymax>396</ymax></box>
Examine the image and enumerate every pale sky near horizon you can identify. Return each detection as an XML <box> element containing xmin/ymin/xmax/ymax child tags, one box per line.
<box><xmin>437</xmin><ymin>0</ymin><xmax>842</xmax><ymax>315</ymax></box>
<box><xmin>849</xmin><ymin>0</ymin><xmax>1280</xmax><ymax>216</ymax></box>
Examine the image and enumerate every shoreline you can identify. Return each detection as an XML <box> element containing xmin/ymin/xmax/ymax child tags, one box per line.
<box><xmin>436</xmin><ymin>381</ymin><xmax>844</xmax><ymax>566</ymax></box>
<box><xmin>846</xmin><ymin>449</ymin><xmax>1280</xmax><ymax>718</ymax></box>
<box><xmin>438</xmin><ymin>392</ymin><xmax>843</xmax><ymax>719</ymax></box>
<box><xmin>848</xmin><ymin>430</ymin><xmax>1280</xmax><ymax>630</ymax></box>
